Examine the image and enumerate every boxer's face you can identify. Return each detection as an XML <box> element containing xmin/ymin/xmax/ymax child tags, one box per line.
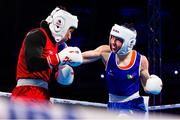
<box><xmin>64</xmin><ymin>28</ymin><xmax>75</xmax><ymax>42</ymax></box>
<box><xmin>110</xmin><ymin>35</ymin><xmax>123</xmax><ymax>53</ymax></box>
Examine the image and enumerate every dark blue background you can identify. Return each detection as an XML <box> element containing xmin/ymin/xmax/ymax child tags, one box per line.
<box><xmin>0</xmin><ymin>0</ymin><xmax>179</xmax><ymax>111</ymax></box>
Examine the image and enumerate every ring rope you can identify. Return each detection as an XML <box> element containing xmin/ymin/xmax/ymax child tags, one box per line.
<box><xmin>0</xmin><ymin>91</ymin><xmax>179</xmax><ymax>110</ymax></box>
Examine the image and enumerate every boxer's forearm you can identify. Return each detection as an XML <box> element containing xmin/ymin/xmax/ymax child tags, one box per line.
<box><xmin>82</xmin><ymin>50</ymin><xmax>101</xmax><ymax>64</ymax></box>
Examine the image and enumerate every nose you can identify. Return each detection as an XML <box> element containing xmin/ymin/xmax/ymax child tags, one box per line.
<box><xmin>65</xmin><ymin>33</ymin><xmax>71</xmax><ymax>41</ymax></box>
<box><xmin>68</xmin><ymin>33</ymin><xmax>72</xmax><ymax>40</ymax></box>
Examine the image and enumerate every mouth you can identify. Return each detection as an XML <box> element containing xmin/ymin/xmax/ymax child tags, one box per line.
<box><xmin>110</xmin><ymin>44</ymin><xmax>116</xmax><ymax>49</ymax></box>
<box><xmin>111</xmin><ymin>46</ymin><xmax>117</xmax><ymax>52</ymax></box>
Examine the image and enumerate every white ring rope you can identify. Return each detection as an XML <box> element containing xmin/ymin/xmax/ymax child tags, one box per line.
<box><xmin>0</xmin><ymin>91</ymin><xmax>179</xmax><ymax>111</ymax></box>
<box><xmin>50</xmin><ymin>97</ymin><xmax>107</xmax><ymax>108</ymax></box>
<box><xmin>148</xmin><ymin>104</ymin><xmax>180</xmax><ymax>110</ymax></box>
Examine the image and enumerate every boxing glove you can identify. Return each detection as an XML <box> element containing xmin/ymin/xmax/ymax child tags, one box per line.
<box><xmin>47</xmin><ymin>47</ymin><xmax>83</xmax><ymax>68</ymax></box>
<box><xmin>145</xmin><ymin>74</ymin><xmax>163</xmax><ymax>95</ymax></box>
<box><xmin>56</xmin><ymin>65</ymin><xmax>74</xmax><ymax>85</ymax></box>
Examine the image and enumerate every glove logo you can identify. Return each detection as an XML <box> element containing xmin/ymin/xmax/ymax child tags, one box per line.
<box><xmin>63</xmin><ymin>56</ymin><xmax>72</xmax><ymax>64</ymax></box>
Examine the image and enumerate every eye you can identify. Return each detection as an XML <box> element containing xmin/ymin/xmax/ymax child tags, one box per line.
<box><xmin>116</xmin><ymin>38</ymin><xmax>124</xmax><ymax>42</ymax></box>
<box><xmin>69</xmin><ymin>28</ymin><xmax>75</xmax><ymax>33</ymax></box>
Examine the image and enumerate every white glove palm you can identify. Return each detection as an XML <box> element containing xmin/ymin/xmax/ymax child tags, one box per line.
<box><xmin>145</xmin><ymin>75</ymin><xmax>163</xmax><ymax>95</ymax></box>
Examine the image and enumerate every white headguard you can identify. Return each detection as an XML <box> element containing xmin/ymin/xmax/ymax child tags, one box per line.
<box><xmin>110</xmin><ymin>24</ymin><xmax>137</xmax><ymax>55</ymax></box>
<box><xmin>46</xmin><ymin>7</ymin><xmax>78</xmax><ymax>43</ymax></box>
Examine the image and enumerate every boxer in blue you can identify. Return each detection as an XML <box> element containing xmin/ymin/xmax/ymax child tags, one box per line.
<box><xmin>82</xmin><ymin>23</ymin><xmax>162</xmax><ymax>114</ymax></box>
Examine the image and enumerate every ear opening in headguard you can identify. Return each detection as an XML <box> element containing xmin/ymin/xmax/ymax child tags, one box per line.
<box><xmin>46</xmin><ymin>7</ymin><xmax>78</xmax><ymax>43</ymax></box>
<box><xmin>110</xmin><ymin>24</ymin><xmax>137</xmax><ymax>55</ymax></box>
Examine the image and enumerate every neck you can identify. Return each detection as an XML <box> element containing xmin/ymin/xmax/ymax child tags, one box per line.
<box><xmin>117</xmin><ymin>51</ymin><xmax>132</xmax><ymax>60</ymax></box>
<box><xmin>116</xmin><ymin>50</ymin><xmax>133</xmax><ymax>66</ymax></box>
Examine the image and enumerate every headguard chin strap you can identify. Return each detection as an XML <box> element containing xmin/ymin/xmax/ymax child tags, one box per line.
<box><xmin>110</xmin><ymin>24</ymin><xmax>137</xmax><ymax>55</ymax></box>
<box><xmin>46</xmin><ymin>7</ymin><xmax>78</xmax><ymax>43</ymax></box>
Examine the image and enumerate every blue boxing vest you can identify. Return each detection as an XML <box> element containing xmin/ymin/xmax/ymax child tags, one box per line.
<box><xmin>105</xmin><ymin>50</ymin><xmax>141</xmax><ymax>96</ymax></box>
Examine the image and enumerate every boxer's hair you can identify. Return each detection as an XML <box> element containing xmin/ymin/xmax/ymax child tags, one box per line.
<box><xmin>122</xmin><ymin>23</ymin><xmax>135</xmax><ymax>31</ymax></box>
<box><xmin>57</xmin><ymin>5</ymin><xmax>67</xmax><ymax>11</ymax></box>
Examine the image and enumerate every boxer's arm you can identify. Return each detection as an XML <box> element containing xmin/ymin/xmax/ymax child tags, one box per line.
<box><xmin>25</xmin><ymin>30</ymin><xmax>50</xmax><ymax>72</ymax></box>
<box><xmin>82</xmin><ymin>45</ymin><xmax>110</xmax><ymax>64</ymax></box>
<box><xmin>140</xmin><ymin>55</ymin><xmax>163</xmax><ymax>94</ymax></box>
<box><xmin>140</xmin><ymin>55</ymin><xmax>150</xmax><ymax>91</ymax></box>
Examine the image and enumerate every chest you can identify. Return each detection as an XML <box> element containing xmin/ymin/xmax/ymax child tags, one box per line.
<box><xmin>106</xmin><ymin>52</ymin><xmax>141</xmax><ymax>80</ymax></box>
